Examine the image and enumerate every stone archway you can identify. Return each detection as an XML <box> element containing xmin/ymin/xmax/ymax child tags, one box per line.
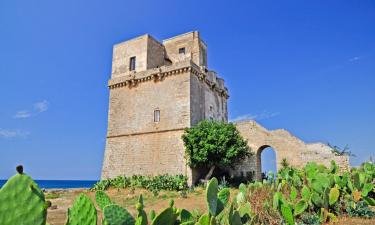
<box><xmin>256</xmin><ymin>145</ymin><xmax>277</xmax><ymax>181</ymax></box>
<box><xmin>232</xmin><ymin>120</ymin><xmax>350</xmax><ymax>182</ymax></box>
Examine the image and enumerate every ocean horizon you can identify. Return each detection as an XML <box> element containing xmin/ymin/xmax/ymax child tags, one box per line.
<box><xmin>0</xmin><ymin>179</ymin><xmax>98</xmax><ymax>189</ymax></box>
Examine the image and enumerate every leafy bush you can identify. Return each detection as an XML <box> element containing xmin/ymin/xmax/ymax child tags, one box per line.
<box><xmin>346</xmin><ymin>201</ymin><xmax>375</xmax><ymax>218</ymax></box>
<box><xmin>45</xmin><ymin>193</ymin><xmax>60</xmax><ymax>199</ymax></box>
<box><xmin>298</xmin><ymin>213</ymin><xmax>320</xmax><ymax>225</ymax></box>
<box><xmin>91</xmin><ymin>174</ymin><xmax>188</xmax><ymax>193</ymax></box>
<box><xmin>182</xmin><ymin>120</ymin><xmax>251</xmax><ymax>180</ymax></box>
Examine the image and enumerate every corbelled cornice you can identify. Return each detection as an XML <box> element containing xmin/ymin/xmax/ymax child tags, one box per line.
<box><xmin>108</xmin><ymin>60</ymin><xmax>229</xmax><ymax>99</ymax></box>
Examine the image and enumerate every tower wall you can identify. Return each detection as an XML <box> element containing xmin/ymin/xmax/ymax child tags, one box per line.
<box><xmin>190</xmin><ymin>71</ymin><xmax>228</xmax><ymax>126</ymax></box>
<box><xmin>102</xmin><ymin>71</ymin><xmax>191</xmax><ymax>179</ymax></box>
<box><xmin>102</xmin><ymin>31</ymin><xmax>229</xmax><ymax>185</ymax></box>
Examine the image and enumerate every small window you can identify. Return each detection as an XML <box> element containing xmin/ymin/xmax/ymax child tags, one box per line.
<box><xmin>129</xmin><ymin>56</ymin><xmax>136</xmax><ymax>71</ymax></box>
<box><xmin>154</xmin><ymin>110</ymin><xmax>160</xmax><ymax>122</ymax></box>
<box><xmin>178</xmin><ymin>47</ymin><xmax>185</xmax><ymax>54</ymax></box>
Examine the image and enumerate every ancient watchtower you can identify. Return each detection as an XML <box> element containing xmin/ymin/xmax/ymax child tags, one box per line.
<box><xmin>101</xmin><ymin>31</ymin><xmax>228</xmax><ymax>183</ymax></box>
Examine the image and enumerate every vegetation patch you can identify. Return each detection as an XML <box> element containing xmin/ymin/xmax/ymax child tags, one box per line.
<box><xmin>91</xmin><ymin>174</ymin><xmax>188</xmax><ymax>194</ymax></box>
<box><xmin>45</xmin><ymin>193</ymin><xmax>61</xmax><ymax>199</ymax></box>
<box><xmin>1</xmin><ymin>161</ymin><xmax>374</xmax><ymax>224</ymax></box>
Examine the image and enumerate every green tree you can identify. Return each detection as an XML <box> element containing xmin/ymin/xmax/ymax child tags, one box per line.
<box><xmin>182</xmin><ymin>120</ymin><xmax>252</xmax><ymax>180</ymax></box>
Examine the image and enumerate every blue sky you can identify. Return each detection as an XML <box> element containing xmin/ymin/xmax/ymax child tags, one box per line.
<box><xmin>0</xmin><ymin>0</ymin><xmax>374</xmax><ymax>180</ymax></box>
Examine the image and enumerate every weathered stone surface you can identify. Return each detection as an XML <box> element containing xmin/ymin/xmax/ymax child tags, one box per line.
<box><xmin>102</xmin><ymin>31</ymin><xmax>349</xmax><ymax>185</ymax></box>
<box><xmin>234</xmin><ymin>120</ymin><xmax>349</xmax><ymax>180</ymax></box>
<box><xmin>102</xmin><ymin>31</ymin><xmax>228</xmax><ymax>184</ymax></box>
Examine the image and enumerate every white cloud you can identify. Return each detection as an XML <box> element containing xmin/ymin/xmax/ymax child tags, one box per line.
<box><xmin>0</xmin><ymin>129</ymin><xmax>30</xmax><ymax>138</ymax></box>
<box><xmin>349</xmin><ymin>56</ymin><xmax>361</xmax><ymax>62</ymax></box>
<box><xmin>230</xmin><ymin>111</ymin><xmax>280</xmax><ymax>122</ymax></box>
<box><xmin>34</xmin><ymin>100</ymin><xmax>48</xmax><ymax>113</ymax></box>
<box><xmin>13</xmin><ymin>100</ymin><xmax>48</xmax><ymax>119</ymax></box>
<box><xmin>13</xmin><ymin>111</ymin><xmax>32</xmax><ymax>118</ymax></box>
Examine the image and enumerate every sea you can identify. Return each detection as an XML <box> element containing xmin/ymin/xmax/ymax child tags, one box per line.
<box><xmin>0</xmin><ymin>180</ymin><xmax>98</xmax><ymax>189</ymax></box>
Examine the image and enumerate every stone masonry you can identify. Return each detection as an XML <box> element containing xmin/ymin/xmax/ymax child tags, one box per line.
<box><xmin>101</xmin><ymin>31</ymin><xmax>349</xmax><ymax>185</ymax></box>
<box><xmin>101</xmin><ymin>31</ymin><xmax>228</xmax><ymax>184</ymax></box>
<box><xmin>233</xmin><ymin>121</ymin><xmax>349</xmax><ymax>180</ymax></box>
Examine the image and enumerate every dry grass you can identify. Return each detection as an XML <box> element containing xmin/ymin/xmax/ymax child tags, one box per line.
<box><xmin>247</xmin><ymin>186</ymin><xmax>281</xmax><ymax>225</ymax></box>
<box><xmin>326</xmin><ymin>216</ymin><xmax>375</xmax><ymax>225</ymax></box>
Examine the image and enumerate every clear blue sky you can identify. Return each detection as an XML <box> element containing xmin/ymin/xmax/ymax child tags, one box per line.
<box><xmin>1</xmin><ymin>0</ymin><xmax>374</xmax><ymax>180</ymax></box>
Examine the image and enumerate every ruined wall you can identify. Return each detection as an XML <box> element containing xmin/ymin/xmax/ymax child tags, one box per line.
<box><xmin>234</xmin><ymin>120</ymin><xmax>350</xmax><ymax>180</ymax></box>
<box><xmin>304</xmin><ymin>143</ymin><xmax>350</xmax><ymax>172</ymax></box>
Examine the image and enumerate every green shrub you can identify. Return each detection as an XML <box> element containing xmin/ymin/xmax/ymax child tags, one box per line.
<box><xmin>298</xmin><ymin>213</ymin><xmax>320</xmax><ymax>225</ymax></box>
<box><xmin>182</xmin><ymin>120</ymin><xmax>251</xmax><ymax>180</ymax></box>
<box><xmin>45</xmin><ymin>193</ymin><xmax>60</xmax><ymax>199</ymax></box>
<box><xmin>91</xmin><ymin>174</ymin><xmax>188</xmax><ymax>192</ymax></box>
<box><xmin>345</xmin><ymin>201</ymin><xmax>375</xmax><ymax>218</ymax></box>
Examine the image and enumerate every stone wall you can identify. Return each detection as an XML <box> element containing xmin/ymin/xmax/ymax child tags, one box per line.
<box><xmin>147</xmin><ymin>36</ymin><xmax>165</xmax><ymax>70</ymax></box>
<box><xmin>190</xmin><ymin>72</ymin><xmax>228</xmax><ymax>126</ymax></box>
<box><xmin>163</xmin><ymin>31</ymin><xmax>207</xmax><ymax>67</ymax></box>
<box><xmin>106</xmin><ymin>72</ymin><xmax>191</xmax><ymax>136</ymax></box>
<box><xmin>102</xmin><ymin>130</ymin><xmax>187</xmax><ymax>178</ymax></box>
<box><xmin>111</xmin><ymin>34</ymin><xmax>149</xmax><ymax>77</ymax></box>
<box><xmin>102</xmin><ymin>70</ymin><xmax>191</xmax><ymax>180</ymax></box>
<box><xmin>234</xmin><ymin>120</ymin><xmax>350</xmax><ymax>180</ymax></box>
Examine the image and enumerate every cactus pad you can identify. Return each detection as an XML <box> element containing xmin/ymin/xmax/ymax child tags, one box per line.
<box><xmin>95</xmin><ymin>190</ymin><xmax>112</xmax><ymax>211</ymax></box>
<box><xmin>66</xmin><ymin>193</ymin><xmax>97</xmax><ymax>225</ymax></box>
<box><xmin>150</xmin><ymin>207</ymin><xmax>177</xmax><ymax>225</ymax></box>
<box><xmin>104</xmin><ymin>204</ymin><xmax>135</xmax><ymax>225</ymax></box>
<box><xmin>206</xmin><ymin>177</ymin><xmax>218</xmax><ymax>216</ymax></box>
<box><xmin>0</xmin><ymin>166</ymin><xmax>47</xmax><ymax>225</ymax></box>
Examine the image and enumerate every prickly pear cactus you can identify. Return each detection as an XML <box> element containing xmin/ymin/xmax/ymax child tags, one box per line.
<box><xmin>150</xmin><ymin>207</ymin><xmax>177</xmax><ymax>225</ymax></box>
<box><xmin>66</xmin><ymin>193</ymin><xmax>97</xmax><ymax>225</ymax></box>
<box><xmin>206</xmin><ymin>178</ymin><xmax>218</xmax><ymax>216</ymax></box>
<box><xmin>135</xmin><ymin>195</ymin><xmax>147</xmax><ymax>225</ymax></box>
<box><xmin>180</xmin><ymin>209</ymin><xmax>193</xmax><ymax>223</ymax></box>
<box><xmin>205</xmin><ymin>178</ymin><xmax>229</xmax><ymax>217</ymax></box>
<box><xmin>0</xmin><ymin>165</ymin><xmax>48</xmax><ymax>225</ymax></box>
<box><xmin>95</xmin><ymin>190</ymin><xmax>112</xmax><ymax>211</ymax></box>
<box><xmin>104</xmin><ymin>204</ymin><xmax>135</xmax><ymax>225</ymax></box>
<box><xmin>149</xmin><ymin>210</ymin><xmax>156</xmax><ymax>221</ymax></box>
<box><xmin>280</xmin><ymin>204</ymin><xmax>294</xmax><ymax>225</ymax></box>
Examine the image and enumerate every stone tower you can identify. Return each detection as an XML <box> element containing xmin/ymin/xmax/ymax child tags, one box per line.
<box><xmin>101</xmin><ymin>31</ymin><xmax>229</xmax><ymax>184</ymax></box>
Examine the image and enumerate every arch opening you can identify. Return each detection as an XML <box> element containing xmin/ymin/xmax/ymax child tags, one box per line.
<box><xmin>256</xmin><ymin>145</ymin><xmax>277</xmax><ymax>181</ymax></box>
